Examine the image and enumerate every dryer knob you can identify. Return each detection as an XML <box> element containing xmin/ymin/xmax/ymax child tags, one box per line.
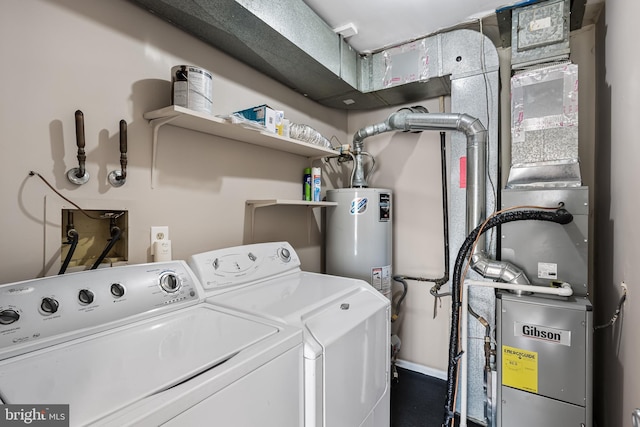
<box><xmin>277</xmin><ymin>247</ymin><xmax>291</xmax><ymax>263</ymax></box>
<box><xmin>78</xmin><ymin>289</ymin><xmax>95</xmax><ymax>305</ymax></box>
<box><xmin>110</xmin><ymin>283</ymin><xmax>125</xmax><ymax>298</ymax></box>
<box><xmin>159</xmin><ymin>272</ymin><xmax>181</xmax><ymax>293</ymax></box>
<box><xmin>41</xmin><ymin>297</ymin><xmax>59</xmax><ymax>314</ymax></box>
<box><xmin>0</xmin><ymin>309</ymin><xmax>20</xmax><ymax>325</ymax></box>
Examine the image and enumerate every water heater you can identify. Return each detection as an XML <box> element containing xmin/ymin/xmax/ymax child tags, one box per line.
<box><xmin>325</xmin><ymin>188</ymin><xmax>392</xmax><ymax>298</ymax></box>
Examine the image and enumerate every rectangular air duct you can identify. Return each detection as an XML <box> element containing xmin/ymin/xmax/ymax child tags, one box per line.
<box><xmin>129</xmin><ymin>0</ymin><xmax>499</xmax><ymax>109</ymax></box>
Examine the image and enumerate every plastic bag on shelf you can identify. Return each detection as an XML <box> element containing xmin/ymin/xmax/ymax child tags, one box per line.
<box><xmin>289</xmin><ymin>123</ymin><xmax>333</xmax><ymax>149</ymax></box>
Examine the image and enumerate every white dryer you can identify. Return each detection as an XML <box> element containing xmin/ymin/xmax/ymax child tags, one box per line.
<box><xmin>188</xmin><ymin>241</ymin><xmax>391</xmax><ymax>427</ymax></box>
<box><xmin>0</xmin><ymin>261</ymin><xmax>303</xmax><ymax>427</ymax></box>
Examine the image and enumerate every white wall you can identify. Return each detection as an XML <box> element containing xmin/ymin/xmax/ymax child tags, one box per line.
<box><xmin>595</xmin><ymin>1</ymin><xmax>640</xmax><ymax>426</ymax></box>
<box><xmin>0</xmin><ymin>0</ymin><xmax>347</xmax><ymax>284</ymax></box>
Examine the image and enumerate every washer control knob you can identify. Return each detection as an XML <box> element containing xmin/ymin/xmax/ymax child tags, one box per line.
<box><xmin>159</xmin><ymin>272</ymin><xmax>181</xmax><ymax>293</ymax></box>
<box><xmin>110</xmin><ymin>283</ymin><xmax>125</xmax><ymax>298</ymax></box>
<box><xmin>78</xmin><ymin>289</ymin><xmax>95</xmax><ymax>305</ymax></box>
<box><xmin>0</xmin><ymin>309</ymin><xmax>20</xmax><ymax>325</ymax></box>
<box><xmin>277</xmin><ymin>247</ymin><xmax>291</xmax><ymax>263</ymax></box>
<box><xmin>41</xmin><ymin>297</ymin><xmax>59</xmax><ymax>314</ymax></box>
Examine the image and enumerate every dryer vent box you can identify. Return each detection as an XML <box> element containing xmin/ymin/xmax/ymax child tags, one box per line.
<box><xmin>511</xmin><ymin>0</ymin><xmax>570</xmax><ymax>68</ymax></box>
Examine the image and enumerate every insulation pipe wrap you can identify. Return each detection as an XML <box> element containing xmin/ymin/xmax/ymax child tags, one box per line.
<box><xmin>442</xmin><ymin>208</ymin><xmax>574</xmax><ymax>427</ymax></box>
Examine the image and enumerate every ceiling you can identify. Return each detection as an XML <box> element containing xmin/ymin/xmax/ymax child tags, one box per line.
<box><xmin>302</xmin><ymin>0</ymin><xmax>605</xmax><ymax>54</ymax></box>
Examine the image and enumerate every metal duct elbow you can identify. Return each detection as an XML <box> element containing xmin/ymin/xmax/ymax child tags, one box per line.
<box><xmin>351</xmin><ymin>121</ymin><xmax>392</xmax><ymax>187</ymax></box>
<box><xmin>353</xmin><ymin>122</ymin><xmax>392</xmax><ymax>150</ymax></box>
<box><xmin>470</xmin><ymin>252</ymin><xmax>531</xmax><ymax>285</ymax></box>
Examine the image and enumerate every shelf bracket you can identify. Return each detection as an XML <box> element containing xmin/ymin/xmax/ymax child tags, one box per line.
<box><xmin>150</xmin><ymin>115</ymin><xmax>179</xmax><ymax>189</ymax></box>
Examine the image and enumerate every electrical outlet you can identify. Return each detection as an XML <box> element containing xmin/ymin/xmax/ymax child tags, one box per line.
<box><xmin>621</xmin><ymin>282</ymin><xmax>628</xmax><ymax>300</ymax></box>
<box><xmin>151</xmin><ymin>226</ymin><xmax>169</xmax><ymax>255</ymax></box>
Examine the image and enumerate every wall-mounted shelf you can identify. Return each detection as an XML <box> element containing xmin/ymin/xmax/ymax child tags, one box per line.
<box><xmin>246</xmin><ymin>199</ymin><xmax>337</xmax><ymax>208</ymax></box>
<box><xmin>246</xmin><ymin>199</ymin><xmax>337</xmax><ymax>241</ymax></box>
<box><xmin>143</xmin><ymin>106</ymin><xmax>338</xmax><ymax>187</ymax></box>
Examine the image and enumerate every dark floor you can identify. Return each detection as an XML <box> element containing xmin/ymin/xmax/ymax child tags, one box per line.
<box><xmin>391</xmin><ymin>367</ymin><xmax>483</xmax><ymax>427</ymax></box>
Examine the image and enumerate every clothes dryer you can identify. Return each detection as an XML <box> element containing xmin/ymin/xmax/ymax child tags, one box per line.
<box><xmin>189</xmin><ymin>241</ymin><xmax>391</xmax><ymax>427</ymax></box>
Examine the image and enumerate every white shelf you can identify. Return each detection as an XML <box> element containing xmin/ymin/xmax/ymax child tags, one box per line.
<box><xmin>246</xmin><ymin>199</ymin><xmax>337</xmax><ymax>208</ymax></box>
<box><xmin>143</xmin><ymin>105</ymin><xmax>338</xmax><ymax>188</ymax></box>
<box><xmin>145</xmin><ymin>105</ymin><xmax>339</xmax><ymax>156</ymax></box>
<box><xmin>144</xmin><ymin>106</ymin><xmax>339</xmax><ymax>187</ymax></box>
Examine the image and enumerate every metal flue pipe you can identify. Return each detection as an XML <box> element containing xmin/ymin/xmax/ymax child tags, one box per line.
<box><xmin>352</xmin><ymin>110</ymin><xmax>487</xmax><ymax>243</ymax></box>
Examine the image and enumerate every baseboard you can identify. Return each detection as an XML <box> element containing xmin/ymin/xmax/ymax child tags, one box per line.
<box><xmin>395</xmin><ymin>359</ymin><xmax>447</xmax><ymax>381</ymax></box>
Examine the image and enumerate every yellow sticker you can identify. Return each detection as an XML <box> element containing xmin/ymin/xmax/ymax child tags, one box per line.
<box><xmin>502</xmin><ymin>345</ymin><xmax>538</xmax><ymax>393</ymax></box>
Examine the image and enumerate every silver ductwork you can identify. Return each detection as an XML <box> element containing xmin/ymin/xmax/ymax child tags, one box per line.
<box><xmin>128</xmin><ymin>0</ymin><xmax>498</xmax><ymax>110</ymax></box>
<box><xmin>128</xmin><ymin>0</ymin><xmax>594</xmax><ymax>111</ymax></box>
<box><xmin>471</xmin><ymin>253</ymin><xmax>530</xmax><ymax>285</ymax></box>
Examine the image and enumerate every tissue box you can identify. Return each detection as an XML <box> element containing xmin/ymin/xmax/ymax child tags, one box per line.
<box><xmin>234</xmin><ymin>104</ymin><xmax>277</xmax><ymax>133</ymax></box>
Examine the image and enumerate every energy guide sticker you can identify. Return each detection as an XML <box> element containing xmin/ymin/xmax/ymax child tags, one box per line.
<box><xmin>502</xmin><ymin>345</ymin><xmax>538</xmax><ymax>393</ymax></box>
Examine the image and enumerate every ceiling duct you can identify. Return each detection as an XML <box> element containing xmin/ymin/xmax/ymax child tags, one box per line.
<box><xmin>129</xmin><ymin>0</ymin><xmax>498</xmax><ymax>110</ymax></box>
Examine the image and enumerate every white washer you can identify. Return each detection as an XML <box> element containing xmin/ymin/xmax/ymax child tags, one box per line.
<box><xmin>188</xmin><ymin>242</ymin><xmax>391</xmax><ymax>427</ymax></box>
<box><xmin>0</xmin><ymin>261</ymin><xmax>303</xmax><ymax>427</ymax></box>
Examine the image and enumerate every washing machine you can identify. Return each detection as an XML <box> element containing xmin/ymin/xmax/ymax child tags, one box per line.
<box><xmin>0</xmin><ymin>261</ymin><xmax>303</xmax><ymax>426</ymax></box>
<box><xmin>188</xmin><ymin>241</ymin><xmax>391</xmax><ymax>427</ymax></box>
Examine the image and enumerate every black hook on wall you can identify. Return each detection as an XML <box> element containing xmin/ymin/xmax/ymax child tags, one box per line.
<box><xmin>108</xmin><ymin>120</ymin><xmax>128</xmax><ymax>187</ymax></box>
<box><xmin>66</xmin><ymin>110</ymin><xmax>90</xmax><ymax>185</ymax></box>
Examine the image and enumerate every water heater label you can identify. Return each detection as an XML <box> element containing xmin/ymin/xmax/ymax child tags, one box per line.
<box><xmin>502</xmin><ymin>345</ymin><xmax>538</xmax><ymax>393</ymax></box>
<box><xmin>514</xmin><ymin>322</ymin><xmax>571</xmax><ymax>346</ymax></box>
<box><xmin>349</xmin><ymin>197</ymin><xmax>368</xmax><ymax>215</ymax></box>
<box><xmin>379</xmin><ymin>193</ymin><xmax>391</xmax><ymax>222</ymax></box>
<box><xmin>371</xmin><ymin>265</ymin><xmax>391</xmax><ymax>295</ymax></box>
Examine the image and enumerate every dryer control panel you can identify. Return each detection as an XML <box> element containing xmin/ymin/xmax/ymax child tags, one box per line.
<box><xmin>189</xmin><ymin>241</ymin><xmax>301</xmax><ymax>295</ymax></box>
<box><xmin>0</xmin><ymin>261</ymin><xmax>200</xmax><ymax>360</ymax></box>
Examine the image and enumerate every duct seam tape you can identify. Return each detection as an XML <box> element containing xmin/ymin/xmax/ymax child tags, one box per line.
<box><xmin>312</xmin><ymin>168</ymin><xmax>321</xmax><ymax>201</ymax></box>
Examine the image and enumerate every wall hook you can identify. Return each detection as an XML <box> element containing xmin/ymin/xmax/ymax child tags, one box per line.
<box><xmin>66</xmin><ymin>110</ymin><xmax>90</xmax><ymax>185</ymax></box>
<box><xmin>108</xmin><ymin>120</ymin><xmax>128</xmax><ymax>187</ymax></box>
